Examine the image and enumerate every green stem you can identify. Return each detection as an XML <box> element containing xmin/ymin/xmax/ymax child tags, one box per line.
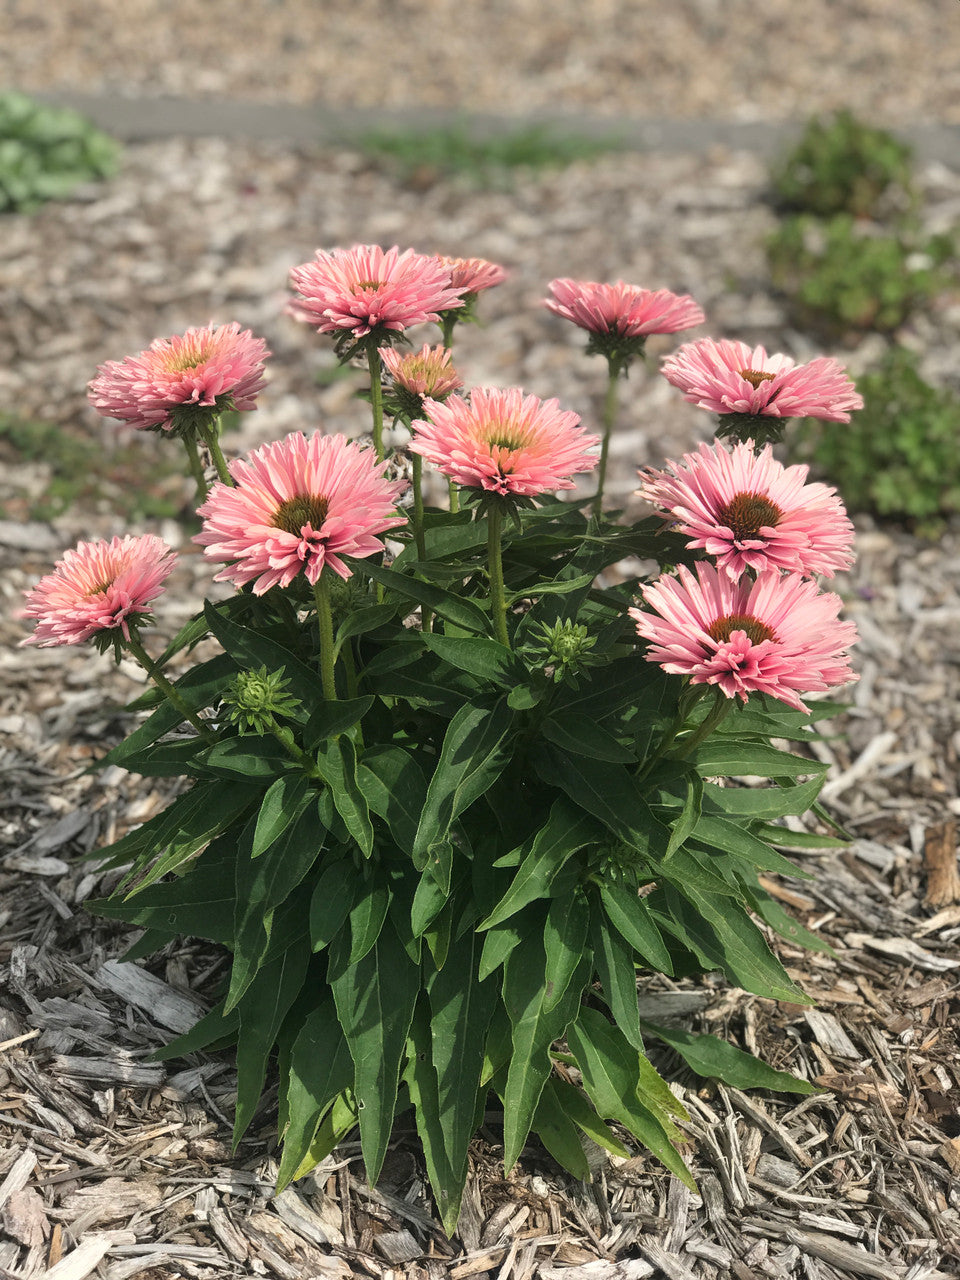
<box><xmin>673</xmin><ymin>688</ymin><xmax>732</xmax><ymax>760</ymax></box>
<box><xmin>487</xmin><ymin>503</ymin><xmax>510</xmax><ymax>649</ymax></box>
<box><xmin>441</xmin><ymin>312</ymin><xmax>458</xmax><ymax>350</ymax></box>
<box><xmin>367</xmin><ymin>346</ymin><xmax>385</xmax><ymax>463</ymax></box>
<box><xmin>125</xmin><ymin>635</ymin><xmax>214</xmax><ymax>742</ymax></box>
<box><xmin>182</xmin><ymin>434</ymin><xmax>209</xmax><ymax>505</ymax></box>
<box><xmin>447</xmin><ymin>478</ymin><xmax>460</xmax><ymax>513</ymax></box>
<box><xmin>270</xmin><ymin>721</ymin><xmax>321</xmax><ymax>776</ymax></box>
<box><xmin>592</xmin><ymin>361</ymin><xmax>620</xmax><ymax>519</ymax></box>
<box><xmin>199</xmin><ymin>419</ymin><xmax>233</xmax><ymax>486</ymax></box>
<box><xmin>313</xmin><ymin>574</ymin><xmax>338</xmax><ymax>701</ymax></box>
<box><xmin>411</xmin><ymin>453</ymin><xmax>427</xmax><ymax>561</ymax></box>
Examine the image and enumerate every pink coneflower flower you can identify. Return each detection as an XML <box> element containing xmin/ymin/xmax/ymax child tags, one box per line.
<box><xmin>661</xmin><ymin>338</ymin><xmax>863</xmax><ymax>422</ymax></box>
<box><xmin>288</xmin><ymin>244</ymin><xmax>465</xmax><ymax>344</ymax></box>
<box><xmin>638</xmin><ymin>439</ymin><xmax>855</xmax><ymax>581</ymax></box>
<box><xmin>630</xmin><ymin>563</ymin><xmax>858</xmax><ymax>712</ymax></box>
<box><xmin>410</xmin><ymin>387</ymin><xmax>599</xmax><ymax>499</ymax></box>
<box><xmin>545</xmin><ymin>278</ymin><xmax>705</xmax><ymax>341</ymax></box>
<box><xmin>438</xmin><ymin>255</ymin><xmax>508</xmax><ymax>297</ymax></box>
<box><xmin>194</xmin><ymin>431</ymin><xmax>406</xmax><ymax>593</ymax></box>
<box><xmin>87</xmin><ymin>323</ymin><xmax>269</xmax><ymax>434</ymax></box>
<box><xmin>380</xmin><ymin>343</ymin><xmax>463</xmax><ymax>401</ymax></box>
<box><xmin>20</xmin><ymin>534</ymin><xmax>176</xmax><ymax>647</ymax></box>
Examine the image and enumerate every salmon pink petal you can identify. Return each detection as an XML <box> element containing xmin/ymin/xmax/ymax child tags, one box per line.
<box><xmin>629</xmin><ymin>563</ymin><xmax>858</xmax><ymax>712</ymax></box>
<box><xmin>545</xmin><ymin>278</ymin><xmax>705</xmax><ymax>339</ymax></box>
<box><xmin>639</xmin><ymin>438</ymin><xmax>855</xmax><ymax>580</ymax></box>
<box><xmin>20</xmin><ymin>535</ymin><xmax>177</xmax><ymax>647</ymax></box>
<box><xmin>194</xmin><ymin>431</ymin><xmax>407</xmax><ymax>594</ymax></box>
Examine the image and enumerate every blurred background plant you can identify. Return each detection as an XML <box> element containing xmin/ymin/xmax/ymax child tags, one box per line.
<box><xmin>358</xmin><ymin>119</ymin><xmax>624</xmax><ymax>190</ymax></box>
<box><xmin>789</xmin><ymin>347</ymin><xmax>960</xmax><ymax>535</ymax></box>
<box><xmin>0</xmin><ymin>90</ymin><xmax>120</xmax><ymax>213</ymax></box>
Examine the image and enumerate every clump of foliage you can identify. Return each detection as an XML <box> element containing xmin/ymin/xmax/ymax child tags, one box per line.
<box><xmin>792</xmin><ymin>347</ymin><xmax>960</xmax><ymax>532</ymax></box>
<box><xmin>769</xmin><ymin>109</ymin><xmax>916</xmax><ymax>220</ymax></box>
<box><xmin>766</xmin><ymin>214</ymin><xmax>953</xmax><ymax>339</ymax></box>
<box><xmin>0</xmin><ymin>91</ymin><xmax>120</xmax><ymax>213</ymax></box>
<box><xmin>358</xmin><ymin>121</ymin><xmax>623</xmax><ymax>188</ymax></box>
<box><xmin>0</xmin><ymin>415</ymin><xmax>185</xmax><ymax>522</ymax></box>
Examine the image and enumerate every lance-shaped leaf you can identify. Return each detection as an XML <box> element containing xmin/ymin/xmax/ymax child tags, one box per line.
<box><xmin>598</xmin><ymin>881</ymin><xmax>673</xmax><ymax>974</ymax></box>
<box><xmin>542</xmin><ymin>889</ymin><xmax>591</xmax><ymax>1013</ymax></box>
<box><xmin>357</xmin><ymin>746</ymin><xmax>428</xmax><ymax>857</ymax></box>
<box><xmin>531</xmin><ymin>1076</ymin><xmax>591</xmax><ymax>1180</ymax></box>
<box><xmin>314</xmin><ymin>736</ymin><xmax>374</xmax><ymax>858</ymax></box>
<box><xmin>664</xmin><ymin>770</ymin><xmax>703</xmax><ymax>858</ymax></box>
<box><xmin>227</xmin><ymin>802</ymin><xmax>326</xmax><ymax>1013</ymax></box>
<box><xmin>701</xmin><ymin>772</ymin><xmax>825</xmax><ymax>820</ymax></box>
<box><xmin>122</xmin><ymin>780</ymin><xmax>255</xmax><ymax>892</ymax></box>
<box><xmin>501</xmin><ymin>934</ymin><xmax>590</xmax><ymax>1171</ymax></box>
<box><xmin>309</xmin><ymin>859</ymin><xmax>357</xmax><ymax>952</ymax></box>
<box><xmin>276</xmin><ymin>999</ymin><xmax>355</xmax><ymax>1192</ymax></box>
<box><xmin>541</xmin><ymin>713</ymin><xmax>635</xmax><ymax>763</ymax></box>
<box><xmin>403</xmin><ymin>1001</ymin><xmax>461</xmax><ymax>1236</ymax></box>
<box><xmin>692</xmin><ymin>814</ymin><xmax>814</xmax><ymax>879</ymax></box>
<box><xmin>420</xmin><ymin>633</ymin><xmax>529</xmax><ymax>689</ymax></box>
<box><xmin>479</xmin><ymin>799</ymin><xmax>598</xmax><ymax>931</ymax></box>
<box><xmin>233</xmin><ymin>935</ymin><xmax>311</xmax><ymax>1147</ymax></box>
<box><xmin>566</xmin><ymin>1006</ymin><xmax>696</xmax><ymax>1189</ymax></box>
<box><xmin>329</xmin><ymin>920</ymin><xmax>420</xmax><ymax>1184</ymax></box>
<box><xmin>413</xmin><ymin>699</ymin><xmax>514</xmax><ymax>869</ymax></box>
<box><xmin>348</xmin><ymin>556</ymin><xmax>492</xmax><ymax>636</ymax></box>
<box><xmin>303</xmin><ymin>696</ymin><xmax>374</xmax><ymax>751</ymax></box>
<box><xmin>640</xmin><ymin>1021</ymin><xmax>817</xmax><ymax>1095</ymax></box>
<box><xmin>591</xmin><ymin>908</ymin><xmax>644</xmax><ymax>1050</ymax></box>
<box><xmin>691</xmin><ymin>740</ymin><xmax>828</xmax><ymax>780</ymax></box>
<box><xmin>204</xmin><ymin>601</ymin><xmax>318</xmax><ymax>711</ymax></box>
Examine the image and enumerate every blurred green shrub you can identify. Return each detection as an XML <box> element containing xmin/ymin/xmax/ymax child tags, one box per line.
<box><xmin>358</xmin><ymin>121</ymin><xmax>622</xmax><ymax>188</ymax></box>
<box><xmin>792</xmin><ymin>347</ymin><xmax>960</xmax><ymax>532</ymax></box>
<box><xmin>769</xmin><ymin>109</ymin><xmax>916</xmax><ymax>220</ymax></box>
<box><xmin>0</xmin><ymin>91</ymin><xmax>120</xmax><ymax>213</ymax></box>
<box><xmin>766</xmin><ymin>214</ymin><xmax>953</xmax><ymax>339</ymax></box>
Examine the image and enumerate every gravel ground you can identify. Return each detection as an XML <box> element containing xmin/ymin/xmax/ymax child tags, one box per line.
<box><xmin>6</xmin><ymin>1</ymin><xmax>960</xmax><ymax>125</ymax></box>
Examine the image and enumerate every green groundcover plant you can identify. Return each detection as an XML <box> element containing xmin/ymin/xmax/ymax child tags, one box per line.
<box><xmin>21</xmin><ymin>250</ymin><xmax>865</xmax><ymax>1235</ymax></box>
<box><xmin>793</xmin><ymin>345</ymin><xmax>960</xmax><ymax>532</ymax></box>
<box><xmin>0</xmin><ymin>90</ymin><xmax>120</xmax><ymax>213</ymax></box>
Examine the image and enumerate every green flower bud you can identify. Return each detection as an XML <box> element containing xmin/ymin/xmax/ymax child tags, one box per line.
<box><xmin>222</xmin><ymin>666</ymin><xmax>301</xmax><ymax>734</ymax></box>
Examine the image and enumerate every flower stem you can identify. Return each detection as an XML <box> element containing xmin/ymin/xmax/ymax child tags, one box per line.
<box><xmin>313</xmin><ymin>574</ymin><xmax>338</xmax><ymax>701</ymax></box>
<box><xmin>447</xmin><ymin>478</ymin><xmax>460</xmax><ymax>513</ymax></box>
<box><xmin>182</xmin><ymin>434</ymin><xmax>209</xmax><ymax>504</ymax></box>
<box><xmin>124</xmin><ymin>635</ymin><xmax>215</xmax><ymax>742</ymax></box>
<box><xmin>673</xmin><ymin>687</ymin><xmax>731</xmax><ymax>759</ymax></box>
<box><xmin>411</xmin><ymin>453</ymin><xmax>427</xmax><ymax>561</ymax></box>
<box><xmin>487</xmin><ymin>503</ymin><xmax>510</xmax><ymax>649</ymax></box>
<box><xmin>367</xmin><ymin>346</ymin><xmax>385</xmax><ymax>463</ymax></box>
<box><xmin>592</xmin><ymin>361</ymin><xmax>620</xmax><ymax>519</ymax></box>
<box><xmin>199</xmin><ymin>419</ymin><xmax>233</xmax><ymax>486</ymax></box>
<box><xmin>441</xmin><ymin>312</ymin><xmax>458</xmax><ymax>349</ymax></box>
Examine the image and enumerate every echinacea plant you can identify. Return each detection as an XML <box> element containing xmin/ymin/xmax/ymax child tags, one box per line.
<box><xmin>23</xmin><ymin>246</ymin><xmax>862</xmax><ymax>1237</ymax></box>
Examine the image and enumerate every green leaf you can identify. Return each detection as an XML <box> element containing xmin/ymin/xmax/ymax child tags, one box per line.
<box><xmin>350</xmin><ymin>557</ymin><xmax>492</xmax><ymax>636</ymax></box>
<box><xmin>426</xmin><ymin>929</ymin><xmax>498</xmax><ymax>1212</ymax></box>
<box><xmin>531</xmin><ymin>1077</ymin><xmax>591</xmax><ymax>1180</ymax></box>
<box><xmin>691</xmin><ymin>815</ymin><xmax>814</xmax><ymax>880</ymax></box>
<box><xmin>333</xmin><ymin>604</ymin><xmax>400</xmax><ymax>653</ymax></box>
<box><xmin>542</xmin><ymin>891</ymin><xmax>591</xmax><ymax>1013</ymax></box>
<box><xmin>413</xmin><ymin>699</ymin><xmax>514</xmax><ymax>869</ymax></box>
<box><xmin>505</xmin><ymin>570</ymin><xmax>595</xmax><ymax>604</ymax></box>
<box><xmin>309</xmin><ymin>859</ymin><xmax>357</xmax><ymax>952</ymax></box>
<box><xmin>545</xmin><ymin>1076</ymin><xmax>631</xmax><ymax>1159</ymax></box>
<box><xmin>403</xmin><ymin>1001</ymin><xmax>462</xmax><ymax>1236</ymax></box>
<box><xmin>541</xmin><ymin>712</ymin><xmax>635</xmax><ymax>764</ymax></box>
<box><xmin>478</xmin><ymin>917</ymin><xmax>526</xmax><ymax>981</ymax></box>
<box><xmin>501</xmin><ymin>934</ymin><xmax>589</xmax><ymax>1171</ymax></box>
<box><xmin>420</xmin><ymin>633</ymin><xmax>529</xmax><ymax>689</ymax></box>
<box><xmin>252</xmin><ymin>773</ymin><xmax>313</xmax><ymax>858</ymax></box>
<box><xmin>536</xmin><ymin>748</ymin><xmax>670</xmax><ymax>858</ymax></box>
<box><xmin>96</xmin><ymin>653</ymin><xmax>236</xmax><ymax>768</ymax></box>
<box><xmin>227</xmin><ymin>804</ymin><xmax>327</xmax><ymax>1013</ymax></box>
<box><xmin>204</xmin><ymin>601</ymin><xmax>319</xmax><ymax>711</ymax></box>
<box><xmin>566</xmin><ymin>1007</ymin><xmax>695</xmax><ymax>1189</ymax></box>
<box><xmin>113</xmin><ymin>738</ymin><xmax>214</xmax><ymax>778</ymax></box>
<box><xmin>640</xmin><ymin>1021</ymin><xmax>817</xmax><ymax>1094</ymax></box>
<box><xmin>411</xmin><ymin>870</ymin><xmax>449</xmax><ymax>940</ymax></box>
<box><xmin>754</xmin><ymin>821</ymin><xmax>849</xmax><ymax>850</ymax></box>
<box><xmin>152</xmin><ymin>997</ymin><xmax>241</xmax><ymax>1062</ymax></box>
<box><xmin>479</xmin><ymin>798</ymin><xmax>598</xmax><ymax>930</ymax></box>
<box><xmin>692</xmin><ymin>741</ymin><xmax>828</xmax><ymax>780</ymax></box>
<box><xmin>357</xmin><ymin>746</ymin><xmax>428</xmax><ymax>857</ymax></box>
<box><xmin>314</xmin><ymin>736</ymin><xmax>374</xmax><ymax>857</ymax></box>
<box><xmin>87</xmin><ymin>832</ymin><xmax>236</xmax><ymax>943</ymax></box>
<box><xmin>303</xmin><ymin>697</ymin><xmax>374</xmax><ymax>751</ymax></box>
<box><xmin>348</xmin><ymin>877</ymin><xmax>392</xmax><ymax>964</ymax></box>
<box><xmin>276</xmin><ymin>999</ymin><xmax>355</xmax><ymax>1191</ymax></box>
<box><xmin>234</xmin><ymin>935</ymin><xmax>311</xmax><ymax>1146</ymax></box>
<box><xmin>665</xmin><ymin>771</ymin><xmax>703</xmax><ymax>858</ymax></box>
<box><xmin>661</xmin><ymin>885</ymin><xmax>807</xmax><ymax>1004</ymax></box>
<box><xmin>122</xmin><ymin>780</ymin><xmax>255</xmax><ymax>892</ymax></box>
<box><xmin>202</xmin><ymin>737</ymin><xmax>291</xmax><ymax>779</ymax></box>
<box><xmin>592</xmin><ymin>910</ymin><xmax>643</xmax><ymax>1049</ymax></box>
<box><xmin>702</xmin><ymin>773</ymin><xmax>826</xmax><ymax>820</ymax></box>
<box><xmin>329</xmin><ymin>920</ymin><xmax>420</xmax><ymax>1184</ymax></box>
<box><xmin>599</xmin><ymin>882</ymin><xmax>673</xmax><ymax>974</ymax></box>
